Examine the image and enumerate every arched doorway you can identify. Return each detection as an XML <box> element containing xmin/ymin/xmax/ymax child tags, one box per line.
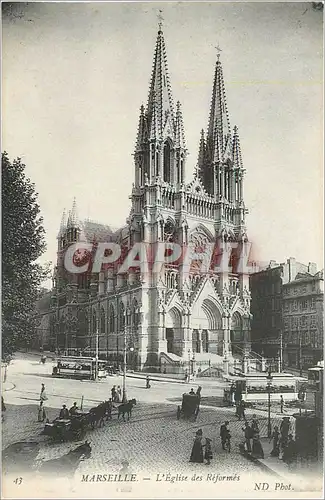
<box><xmin>165</xmin><ymin>307</ymin><xmax>182</xmax><ymax>356</ymax></box>
<box><xmin>230</xmin><ymin>312</ymin><xmax>243</xmax><ymax>355</ymax></box>
<box><xmin>192</xmin><ymin>330</ymin><xmax>201</xmax><ymax>353</ymax></box>
<box><xmin>202</xmin><ymin>330</ymin><xmax>209</xmax><ymax>352</ymax></box>
<box><xmin>200</xmin><ymin>298</ymin><xmax>222</xmax><ymax>355</ymax></box>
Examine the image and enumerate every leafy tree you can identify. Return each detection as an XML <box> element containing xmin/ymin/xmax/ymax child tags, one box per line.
<box><xmin>2</xmin><ymin>152</ymin><xmax>50</xmax><ymax>357</ymax></box>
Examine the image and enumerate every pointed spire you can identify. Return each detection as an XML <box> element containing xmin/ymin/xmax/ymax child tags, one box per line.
<box><xmin>149</xmin><ymin>91</ymin><xmax>159</xmax><ymax>140</ymax></box>
<box><xmin>232</xmin><ymin>125</ymin><xmax>243</xmax><ymax>169</ymax></box>
<box><xmin>196</xmin><ymin>129</ymin><xmax>206</xmax><ymax>179</ymax></box>
<box><xmin>175</xmin><ymin>101</ymin><xmax>186</xmax><ymax>149</ymax></box>
<box><xmin>207</xmin><ymin>50</ymin><xmax>231</xmax><ymax>163</ymax></box>
<box><xmin>135</xmin><ymin>104</ymin><xmax>146</xmax><ymax>152</ymax></box>
<box><xmin>67</xmin><ymin>198</ymin><xmax>79</xmax><ymax>228</ymax></box>
<box><xmin>57</xmin><ymin>209</ymin><xmax>67</xmax><ymax>237</ymax></box>
<box><xmin>146</xmin><ymin>27</ymin><xmax>175</xmax><ymax>139</ymax></box>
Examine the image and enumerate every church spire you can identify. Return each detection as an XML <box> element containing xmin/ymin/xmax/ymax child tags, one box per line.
<box><xmin>57</xmin><ymin>209</ymin><xmax>67</xmax><ymax>237</ymax></box>
<box><xmin>232</xmin><ymin>125</ymin><xmax>243</xmax><ymax>169</ymax></box>
<box><xmin>67</xmin><ymin>198</ymin><xmax>79</xmax><ymax>229</ymax></box>
<box><xmin>133</xmin><ymin>22</ymin><xmax>187</xmax><ymax>190</ymax></box>
<box><xmin>135</xmin><ymin>104</ymin><xmax>146</xmax><ymax>152</ymax></box>
<box><xmin>146</xmin><ymin>24</ymin><xmax>175</xmax><ymax>140</ymax></box>
<box><xmin>175</xmin><ymin>101</ymin><xmax>186</xmax><ymax>150</ymax></box>
<box><xmin>206</xmin><ymin>48</ymin><xmax>232</xmax><ymax>163</ymax></box>
<box><xmin>196</xmin><ymin>129</ymin><xmax>206</xmax><ymax>179</ymax></box>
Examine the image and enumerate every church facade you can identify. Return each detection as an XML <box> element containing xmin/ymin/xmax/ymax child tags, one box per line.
<box><xmin>48</xmin><ymin>26</ymin><xmax>252</xmax><ymax>372</ymax></box>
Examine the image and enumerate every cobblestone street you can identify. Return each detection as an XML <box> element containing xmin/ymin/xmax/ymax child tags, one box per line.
<box><xmin>2</xmin><ymin>354</ymin><xmax>321</xmax><ymax>499</ymax></box>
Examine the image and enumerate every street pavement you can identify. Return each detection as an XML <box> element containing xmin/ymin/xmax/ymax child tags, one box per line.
<box><xmin>2</xmin><ymin>353</ymin><xmax>322</xmax><ymax>499</ymax></box>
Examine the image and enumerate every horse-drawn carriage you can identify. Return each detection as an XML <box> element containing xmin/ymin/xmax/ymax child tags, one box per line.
<box><xmin>43</xmin><ymin>412</ymin><xmax>88</xmax><ymax>442</ymax></box>
<box><xmin>177</xmin><ymin>393</ymin><xmax>200</xmax><ymax>421</ymax></box>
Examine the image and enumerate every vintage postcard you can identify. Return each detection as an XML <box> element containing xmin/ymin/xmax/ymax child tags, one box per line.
<box><xmin>1</xmin><ymin>1</ymin><xmax>324</xmax><ymax>499</ymax></box>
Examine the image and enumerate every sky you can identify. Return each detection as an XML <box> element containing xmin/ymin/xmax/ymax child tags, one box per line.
<box><xmin>2</xmin><ymin>1</ymin><xmax>324</xmax><ymax>286</ymax></box>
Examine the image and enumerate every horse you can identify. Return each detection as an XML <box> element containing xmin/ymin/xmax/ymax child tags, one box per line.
<box><xmin>88</xmin><ymin>401</ymin><xmax>109</xmax><ymax>429</ymax></box>
<box><xmin>36</xmin><ymin>441</ymin><xmax>91</xmax><ymax>476</ymax></box>
<box><xmin>117</xmin><ymin>399</ymin><xmax>136</xmax><ymax>421</ymax></box>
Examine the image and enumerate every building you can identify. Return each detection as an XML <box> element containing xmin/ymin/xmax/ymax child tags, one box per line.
<box><xmin>250</xmin><ymin>257</ymin><xmax>322</xmax><ymax>364</ymax></box>
<box><xmin>283</xmin><ymin>270</ymin><xmax>323</xmax><ymax>370</ymax></box>
<box><xmin>45</xmin><ymin>24</ymin><xmax>253</xmax><ymax>372</ymax></box>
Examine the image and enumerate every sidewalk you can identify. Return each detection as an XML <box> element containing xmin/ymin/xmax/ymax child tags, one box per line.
<box><xmin>125</xmin><ymin>371</ymin><xmax>227</xmax><ymax>386</ymax></box>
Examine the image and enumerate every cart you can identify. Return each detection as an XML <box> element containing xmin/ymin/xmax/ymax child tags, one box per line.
<box><xmin>177</xmin><ymin>393</ymin><xmax>200</xmax><ymax>421</ymax></box>
<box><xmin>43</xmin><ymin>414</ymin><xmax>88</xmax><ymax>442</ymax></box>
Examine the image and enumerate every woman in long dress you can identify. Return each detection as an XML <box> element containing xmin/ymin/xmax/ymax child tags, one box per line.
<box><xmin>190</xmin><ymin>429</ymin><xmax>204</xmax><ymax>463</ymax></box>
<box><xmin>252</xmin><ymin>433</ymin><xmax>264</xmax><ymax>459</ymax></box>
<box><xmin>270</xmin><ymin>426</ymin><xmax>280</xmax><ymax>457</ymax></box>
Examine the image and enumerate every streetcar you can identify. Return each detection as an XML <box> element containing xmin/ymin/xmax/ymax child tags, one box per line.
<box><xmin>52</xmin><ymin>356</ymin><xmax>108</xmax><ymax>380</ymax></box>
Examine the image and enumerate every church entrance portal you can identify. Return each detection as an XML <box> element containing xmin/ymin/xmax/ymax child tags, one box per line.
<box><xmin>230</xmin><ymin>312</ymin><xmax>243</xmax><ymax>355</ymax></box>
<box><xmin>166</xmin><ymin>328</ymin><xmax>174</xmax><ymax>353</ymax></box>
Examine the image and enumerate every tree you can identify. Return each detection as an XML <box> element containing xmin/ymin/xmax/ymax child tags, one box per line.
<box><xmin>2</xmin><ymin>152</ymin><xmax>50</xmax><ymax>357</ymax></box>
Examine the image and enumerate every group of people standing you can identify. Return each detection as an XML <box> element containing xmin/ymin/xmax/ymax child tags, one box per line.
<box><xmin>241</xmin><ymin>415</ymin><xmax>264</xmax><ymax>458</ymax></box>
<box><xmin>38</xmin><ymin>383</ymin><xmax>48</xmax><ymax>422</ymax></box>
<box><xmin>111</xmin><ymin>385</ymin><xmax>122</xmax><ymax>403</ymax></box>
<box><xmin>270</xmin><ymin>416</ymin><xmax>297</xmax><ymax>467</ymax></box>
<box><xmin>190</xmin><ymin>429</ymin><xmax>213</xmax><ymax>464</ymax></box>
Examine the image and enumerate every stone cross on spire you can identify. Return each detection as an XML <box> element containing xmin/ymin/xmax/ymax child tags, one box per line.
<box><xmin>158</xmin><ymin>9</ymin><xmax>164</xmax><ymax>32</ymax></box>
<box><xmin>215</xmin><ymin>43</ymin><xmax>222</xmax><ymax>61</ymax></box>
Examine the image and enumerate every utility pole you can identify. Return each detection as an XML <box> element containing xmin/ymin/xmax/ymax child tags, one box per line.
<box><xmin>299</xmin><ymin>335</ymin><xmax>302</xmax><ymax>377</ymax></box>
<box><xmin>122</xmin><ymin>325</ymin><xmax>127</xmax><ymax>403</ymax></box>
<box><xmin>280</xmin><ymin>331</ymin><xmax>283</xmax><ymax>373</ymax></box>
<box><xmin>95</xmin><ymin>317</ymin><xmax>99</xmax><ymax>381</ymax></box>
<box><xmin>267</xmin><ymin>366</ymin><xmax>273</xmax><ymax>438</ymax></box>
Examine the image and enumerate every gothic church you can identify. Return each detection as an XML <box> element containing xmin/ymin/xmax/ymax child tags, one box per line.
<box><xmin>50</xmin><ymin>25</ymin><xmax>252</xmax><ymax>372</ymax></box>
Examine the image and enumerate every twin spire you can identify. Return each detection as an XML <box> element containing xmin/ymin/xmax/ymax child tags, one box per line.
<box><xmin>135</xmin><ymin>26</ymin><xmax>186</xmax><ymax>152</ymax></box>
<box><xmin>197</xmin><ymin>49</ymin><xmax>244</xmax><ymax>193</ymax></box>
<box><xmin>136</xmin><ymin>22</ymin><xmax>244</xmax><ymax>194</ymax></box>
<box><xmin>57</xmin><ymin>198</ymin><xmax>79</xmax><ymax>237</ymax></box>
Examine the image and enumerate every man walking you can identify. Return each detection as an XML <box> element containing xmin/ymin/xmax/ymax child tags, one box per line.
<box><xmin>40</xmin><ymin>384</ymin><xmax>48</xmax><ymax>403</ymax></box>
<box><xmin>220</xmin><ymin>421</ymin><xmax>230</xmax><ymax>451</ymax></box>
<box><xmin>242</xmin><ymin>421</ymin><xmax>253</xmax><ymax>453</ymax></box>
<box><xmin>280</xmin><ymin>395</ymin><xmax>284</xmax><ymax>413</ymax></box>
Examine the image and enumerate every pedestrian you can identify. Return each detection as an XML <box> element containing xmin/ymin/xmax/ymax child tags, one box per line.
<box><xmin>117</xmin><ymin>386</ymin><xmax>122</xmax><ymax>402</ymax></box>
<box><xmin>111</xmin><ymin>385</ymin><xmax>117</xmax><ymax>401</ymax></box>
<box><xmin>146</xmin><ymin>375</ymin><xmax>151</xmax><ymax>389</ymax></box>
<box><xmin>189</xmin><ymin>388</ymin><xmax>195</xmax><ymax>395</ymax></box>
<box><xmin>184</xmin><ymin>371</ymin><xmax>188</xmax><ymax>384</ymax></box>
<box><xmin>251</xmin><ymin>414</ymin><xmax>259</xmax><ymax>435</ymax></box>
<box><xmin>270</xmin><ymin>426</ymin><xmax>280</xmax><ymax>457</ymax></box>
<box><xmin>118</xmin><ymin>460</ymin><xmax>133</xmax><ymax>493</ymax></box>
<box><xmin>106</xmin><ymin>398</ymin><xmax>114</xmax><ymax>420</ymax></box>
<box><xmin>69</xmin><ymin>402</ymin><xmax>78</xmax><ymax>416</ymax></box>
<box><xmin>59</xmin><ymin>405</ymin><xmax>69</xmax><ymax>419</ymax></box>
<box><xmin>280</xmin><ymin>395</ymin><xmax>284</xmax><ymax>414</ymax></box>
<box><xmin>242</xmin><ymin>421</ymin><xmax>253</xmax><ymax>453</ymax></box>
<box><xmin>282</xmin><ymin>434</ymin><xmax>297</xmax><ymax>470</ymax></box>
<box><xmin>204</xmin><ymin>437</ymin><xmax>213</xmax><ymax>465</ymax></box>
<box><xmin>236</xmin><ymin>400</ymin><xmax>245</xmax><ymax>420</ymax></box>
<box><xmin>251</xmin><ymin>433</ymin><xmax>264</xmax><ymax>459</ymax></box>
<box><xmin>40</xmin><ymin>384</ymin><xmax>48</xmax><ymax>403</ymax></box>
<box><xmin>230</xmin><ymin>383</ymin><xmax>236</xmax><ymax>406</ymax></box>
<box><xmin>189</xmin><ymin>429</ymin><xmax>204</xmax><ymax>463</ymax></box>
<box><xmin>196</xmin><ymin>386</ymin><xmax>202</xmax><ymax>399</ymax></box>
<box><xmin>38</xmin><ymin>401</ymin><xmax>46</xmax><ymax>422</ymax></box>
<box><xmin>220</xmin><ymin>421</ymin><xmax>230</xmax><ymax>451</ymax></box>
<box><xmin>280</xmin><ymin>416</ymin><xmax>290</xmax><ymax>450</ymax></box>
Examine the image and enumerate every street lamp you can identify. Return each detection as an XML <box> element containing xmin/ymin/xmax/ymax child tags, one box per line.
<box><xmin>266</xmin><ymin>366</ymin><xmax>273</xmax><ymax>438</ymax></box>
